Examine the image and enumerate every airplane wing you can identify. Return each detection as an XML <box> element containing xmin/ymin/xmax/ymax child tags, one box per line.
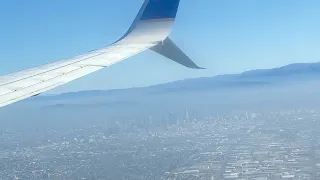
<box><xmin>0</xmin><ymin>0</ymin><xmax>202</xmax><ymax>108</ymax></box>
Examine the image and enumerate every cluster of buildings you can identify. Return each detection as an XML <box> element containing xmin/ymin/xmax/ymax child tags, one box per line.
<box><xmin>0</xmin><ymin>108</ymin><xmax>320</xmax><ymax>179</ymax></box>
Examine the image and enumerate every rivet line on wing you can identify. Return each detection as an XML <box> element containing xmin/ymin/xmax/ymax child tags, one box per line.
<box><xmin>0</xmin><ymin>51</ymin><xmax>109</xmax><ymax>87</ymax></box>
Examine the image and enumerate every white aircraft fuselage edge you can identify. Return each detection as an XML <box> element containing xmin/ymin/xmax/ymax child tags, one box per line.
<box><xmin>0</xmin><ymin>0</ymin><xmax>203</xmax><ymax>108</ymax></box>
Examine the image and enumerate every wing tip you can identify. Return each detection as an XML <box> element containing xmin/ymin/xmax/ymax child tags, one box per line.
<box><xmin>194</xmin><ymin>66</ymin><xmax>206</xmax><ymax>70</ymax></box>
<box><xmin>140</xmin><ymin>0</ymin><xmax>181</xmax><ymax>21</ymax></box>
<box><xmin>151</xmin><ymin>38</ymin><xmax>203</xmax><ymax>70</ymax></box>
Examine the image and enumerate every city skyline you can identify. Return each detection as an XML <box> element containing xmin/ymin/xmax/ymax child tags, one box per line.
<box><xmin>1</xmin><ymin>108</ymin><xmax>320</xmax><ymax>179</ymax></box>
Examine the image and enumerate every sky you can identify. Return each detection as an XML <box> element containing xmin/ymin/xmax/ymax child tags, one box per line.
<box><xmin>0</xmin><ymin>0</ymin><xmax>320</xmax><ymax>93</ymax></box>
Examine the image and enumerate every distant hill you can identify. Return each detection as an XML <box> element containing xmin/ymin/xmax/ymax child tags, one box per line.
<box><xmin>241</xmin><ymin>62</ymin><xmax>320</xmax><ymax>77</ymax></box>
<box><xmin>150</xmin><ymin>62</ymin><xmax>320</xmax><ymax>92</ymax></box>
<box><xmin>34</xmin><ymin>62</ymin><xmax>320</xmax><ymax>100</ymax></box>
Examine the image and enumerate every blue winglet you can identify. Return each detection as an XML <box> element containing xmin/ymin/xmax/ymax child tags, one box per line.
<box><xmin>114</xmin><ymin>0</ymin><xmax>181</xmax><ymax>44</ymax></box>
<box><xmin>140</xmin><ymin>0</ymin><xmax>180</xmax><ymax>21</ymax></box>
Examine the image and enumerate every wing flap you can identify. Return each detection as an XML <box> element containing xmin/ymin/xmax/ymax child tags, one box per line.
<box><xmin>0</xmin><ymin>66</ymin><xmax>104</xmax><ymax>105</ymax></box>
<box><xmin>0</xmin><ymin>82</ymin><xmax>64</xmax><ymax>107</ymax></box>
<box><xmin>0</xmin><ymin>43</ymin><xmax>153</xmax><ymax>107</ymax></box>
<box><xmin>0</xmin><ymin>87</ymin><xmax>14</xmax><ymax>96</ymax></box>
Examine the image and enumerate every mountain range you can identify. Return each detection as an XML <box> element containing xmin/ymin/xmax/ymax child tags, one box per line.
<box><xmin>35</xmin><ymin>62</ymin><xmax>320</xmax><ymax>100</ymax></box>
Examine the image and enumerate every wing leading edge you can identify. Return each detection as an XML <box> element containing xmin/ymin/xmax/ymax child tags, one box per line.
<box><xmin>0</xmin><ymin>0</ymin><xmax>202</xmax><ymax>108</ymax></box>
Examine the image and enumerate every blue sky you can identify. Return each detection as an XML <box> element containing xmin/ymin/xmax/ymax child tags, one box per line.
<box><xmin>0</xmin><ymin>0</ymin><xmax>319</xmax><ymax>93</ymax></box>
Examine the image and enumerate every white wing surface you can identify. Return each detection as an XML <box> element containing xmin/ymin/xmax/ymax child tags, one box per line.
<box><xmin>0</xmin><ymin>0</ymin><xmax>202</xmax><ymax>108</ymax></box>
